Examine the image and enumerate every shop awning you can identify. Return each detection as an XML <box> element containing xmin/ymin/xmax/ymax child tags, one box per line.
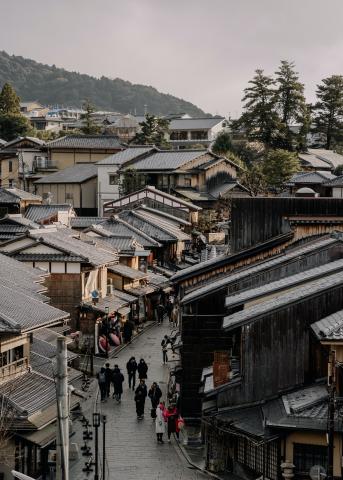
<box><xmin>82</xmin><ymin>289</ymin><xmax>137</xmax><ymax>314</ymax></box>
<box><xmin>117</xmin><ymin>306</ymin><xmax>131</xmax><ymax>316</ymax></box>
<box><xmin>17</xmin><ymin>422</ymin><xmax>57</xmax><ymax>448</ymax></box>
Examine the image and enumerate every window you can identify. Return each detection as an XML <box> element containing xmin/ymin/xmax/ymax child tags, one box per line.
<box><xmin>109</xmin><ymin>174</ymin><xmax>119</xmax><ymax>185</ymax></box>
<box><xmin>190</xmin><ymin>130</ymin><xmax>208</xmax><ymax>140</ymax></box>
<box><xmin>8</xmin><ymin>160</ymin><xmax>13</xmax><ymax>173</ymax></box>
<box><xmin>170</xmin><ymin>131</ymin><xmax>187</xmax><ymax>141</ymax></box>
<box><xmin>235</xmin><ymin>437</ymin><xmax>279</xmax><ymax>480</ymax></box>
<box><xmin>293</xmin><ymin>443</ymin><xmax>327</xmax><ymax>476</ymax></box>
<box><xmin>184</xmin><ymin>176</ymin><xmax>192</xmax><ymax>187</ymax></box>
<box><xmin>8</xmin><ymin>179</ymin><xmax>13</xmax><ymax>188</ymax></box>
<box><xmin>65</xmin><ymin>192</ymin><xmax>74</xmax><ymax>200</ymax></box>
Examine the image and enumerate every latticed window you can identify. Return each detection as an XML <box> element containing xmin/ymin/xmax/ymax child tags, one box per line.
<box><xmin>235</xmin><ymin>437</ymin><xmax>279</xmax><ymax>480</ymax></box>
<box><xmin>293</xmin><ymin>443</ymin><xmax>327</xmax><ymax>476</ymax></box>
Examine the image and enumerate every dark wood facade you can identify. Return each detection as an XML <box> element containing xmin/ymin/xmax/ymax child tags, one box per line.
<box><xmin>230</xmin><ymin>197</ymin><xmax>343</xmax><ymax>252</ymax></box>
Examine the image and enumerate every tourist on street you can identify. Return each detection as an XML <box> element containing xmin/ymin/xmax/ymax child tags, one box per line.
<box><xmin>104</xmin><ymin>362</ymin><xmax>112</xmax><ymax>398</ymax></box>
<box><xmin>97</xmin><ymin>367</ymin><xmax>107</xmax><ymax>402</ymax></box>
<box><xmin>127</xmin><ymin>356</ymin><xmax>138</xmax><ymax>390</ymax></box>
<box><xmin>137</xmin><ymin>358</ymin><xmax>148</xmax><ymax>380</ymax></box>
<box><xmin>134</xmin><ymin>379</ymin><xmax>147</xmax><ymax>419</ymax></box>
<box><xmin>112</xmin><ymin>365</ymin><xmax>125</xmax><ymax>403</ymax></box>
<box><xmin>156</xmin><ymin>302</ymin><xmax>165</xmax><ymax>325</ymax></box>
<box><xmin>164</xmin><ymin>404</ymin><xmax>180</xmax><ymax>442</ymax></box>
<box><xmin>148</xmin><ymin>382</ymin><xmax>162</xmax><ymax>411</ymax></box>
<box><xmin>171</xmin><ymin>304</ymin><xmax>179</xmax><ymax>328</ymax></box>
<box><xmin>161</xmin><ymin>335</ymin><xmax>170</xmax><ymax>364</ymax></box>
<box><xmin>123</xmin><ymin>319</ymin><xmax>133</xmax><ymax>344</ymax></box>
<box><xmin>155</xmin><ymin>401</ymin><xmax>166</xmax><ymax>443</ymax></box>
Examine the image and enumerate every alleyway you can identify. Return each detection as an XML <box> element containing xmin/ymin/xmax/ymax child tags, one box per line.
<box><xmin>72</xmin><ymin>321</ymin><xmax>207</xmax><ymax>480</ymax></box>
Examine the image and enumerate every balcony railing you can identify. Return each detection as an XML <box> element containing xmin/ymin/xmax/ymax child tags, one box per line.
<box><xmin>0</xmin><ymin>357</ymin><xmax>28</xmax><ymax>383</ymax></box>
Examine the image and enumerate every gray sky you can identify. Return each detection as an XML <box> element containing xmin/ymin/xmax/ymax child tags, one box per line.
<box><xmin>1</xmin><ymin>0</ymin><xmax>343</xmax><ymax>116</ymax></box>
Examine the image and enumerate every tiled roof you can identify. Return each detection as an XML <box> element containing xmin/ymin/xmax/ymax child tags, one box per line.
<box><xmin>0</xmin><ymin>277</ymin><xmax>49</xmax><ymax>303</ymax></box>
<box><xmin>97</xmin><ymin>146</ymin><xmax>156</xmax><ymax>165</ymax></box>
<box><xmin>286</xmin><ymin>171</ymin><xmax>335</xmax><ymax>185</ymax></box>
<box><xmin>169</xmin><ymin>117</ymin><xmax>225</xmax><ymax>130</ymax></box>
<box><xmin>96</xmin><ymin>218</ymin><xmax>161</xmax><ymax>248</ymax></box>
<box><xmin>298</xmin><ymin>153</ymin><xmax>332</xmax><ymax>169</ymax></box>
<box><xmin>0</xmin><ymin>225</ymin><xmax>29</xmax><ymax>233</ymax></box>
<box><xmin>136</xmin><ymin>205</ymin><xmax>191</xmax><ymax>226</ymax></box>
<box><xmin>0</xmin><ymin>251</ymin><xmax>47</xmax><ymax>293</ymax></box>
<box><xmin>4</xmin><ymin>215</ymin><xmax>40</xmax><ymax>229</ymax></box>
<box><xmin>173</xmin><ymin>188</ymin><xmax>213</xmax><ymax>201</ymax></box>
<box><xmin>47</xmin><ymin>135</ymin><xmax>122</xmax><ymax>150</ymax></box>
<box><xmin>0</xmin><ymin>371</ymin><xmax>56</xmax><ymax>416</ymax></box>
<box><xmin>31</xmin><ymin>336</ymin><xmax>77</xmax><ymax>361</ymax></box>
<box><xmin>127</xmin><ymin>150</ymin><xmax>208</xmax><ymax>171</ymax></box>
<box><xmin>119</xmin><ymin>210</ymin><xmax>191</xmax><ymax>242</ymax></box>
<box><xmin>70</xmin><ymin>217</ymin><xmax>105</xmax><ymax>228</ymax></box>
<box><xmin>5</xmin><ymin>188</ymin><xmax>41</xmax><ymax>201</ymax></box>
<box><xmin>223</xmin><ymin>270</ymin><xmax>343</xmax><ymax>330</ymax></box>
<box><xmin>83</xmin><ymin>289</ymin><xmax>137</xmax><ymax>313</ymax></box>
<box><xmin>109</xmin><ymin>263</ymin><xmax>148</xmax><ymax>280</ymax></box>
<box><xmin>30</xmin><ymin>352</ymin><xmax>82</xmax><ymax>383</ymax></box>
<box><xmin>29</xmin><ymin>229</ymin><xmax>118</xmax><ymax>266</ymax></box>
<box><xmin>225</xmin><ymin>258</ymin><xmax>343</xmax><ymax>309</ymax></box>
<box><xmin>34</xmin><ymin>163</ymin><xmax>98</xmax><ymax>184</ymax></box>
<box><xmin>0</xmin><ymin>189</ymin><xmax>20</xmax><ymax>204</ymax></box>
<box><xmin>11</xmin><ymin>253</ymin><xmax>85</xmax><ymax>262</ymax></box>
<box><xmin>311</xmin><ymin>309</ymin><xmax>343</xmax><ymax>340</ymax></box>
<box><xmin>324</xmin><ymin>175</ymin><xmax>343</xmax><ymax>187</ymax></box>
<box><xmin>308</xmin><ymin>148</ymin><xmax>343</xmax><ymax>168</ymax></box>
<box><xmin>179</xmin><ymin>236</ymin><xmax>337</xmax><ymax>303</ymax></box>
<box><xmin>0</xmin><ymin>283</ymin><xmax>69</xmax><ymax>333</ymax></box>
<box><xmin>25</xmin><ymin>204</ymin><xmax>73</xmax><ymax>222</ymax></box>
<box><xmin>98</xmin><ymin>235</ymin><xmax>142</xmax><ymax>252</ymax></box>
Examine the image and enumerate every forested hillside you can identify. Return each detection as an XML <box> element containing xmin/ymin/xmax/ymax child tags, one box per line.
<box><xmin>0</xmin><ymin>51</ymin><xmax>206</xmax><ymax>116</ymax></box>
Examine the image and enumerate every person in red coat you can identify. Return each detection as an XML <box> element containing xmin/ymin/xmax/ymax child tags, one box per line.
<box><xmin>164</xmin><ymin>404</ymin><xmax>179</xmax><ymax>443</ymax></box>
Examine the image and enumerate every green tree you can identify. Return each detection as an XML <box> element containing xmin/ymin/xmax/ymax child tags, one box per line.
<box><xmin>233</xmin><ymin>69</ymin><xmax>279</xmax><ymax>146</ymax></box>
<box><xmin>333</xmin><ymin>164</ymin><xmax>343</xmax><ymax>176</ymax></box>
<box><xmin>313</xmin><ymin>75</ymin><xmax>343</xmax><ymax>149</ymax></box>
<box><xmin>274</xmin><ymin>61</ymin><xmax>308</xmax><ymax>150</ymax></box>
<box><xmin>132</xmin><ymin>114</ymin><xmax>170</xmax><ymax>147</ymax></box>
<box><xmin>262</xmin><ymin>149</ymin><xmax>300</xmax><ymax>191</ymax></box>
<box><xmin>80</xmin><ymin>100</ymin><xmax>101</xmax><ymax>135</ymax></box>
<box><xmin>0</xmin><ymin>83</ymin><xmax>32</xmax><ymax>140</ymax></box>
<box><xmin>238</xmin><ymin>162</ymin><xmax>267</xmax><ymax>196</ymax></box>
<box><xmin>119</xmin><ymin>168</ymin><xmax>145</xmax><ymax>195</ymax></box>
<box><xmin>0</xmin><ymin>83</ymin><xmax>21</xmax><ymax>114</ymax></box>
<box><xmin>212</xmin><ymin>131</ymin><xmax>232</xmax><ymax>155</ymax></box>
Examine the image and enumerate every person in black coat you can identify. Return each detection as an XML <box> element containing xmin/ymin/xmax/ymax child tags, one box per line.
<box><xmin>148</xmin><ymin>382</ymin><xmax>162</xmax><ymax>409</ymax></box>
<box><xmin>104</xmin><ymin>362</ymin><xmax>112</xmax><ymax>398</ymax></box>
<box><xmin>135</xmin><ymin>379</ymin><xmax>147</xmax><ymax>419</ymax></box>
<box><xmin>123</xmin><ymin>320</ymin><xmax>133</xmax><ymax>344</ymax></box>
<box><xmin>126</xmin><ymin>357</ymin><xmax>138</xmax><ymax>390</ymax></box>
<box><xmin>137</xmin><ymin>358</ymin><xmax>148</xmax><ymax>380</ymax></box>
<box><xmin>112</xmin><ymin>365</ymin><xmax>124</xmax><ymax>403</ymax></box>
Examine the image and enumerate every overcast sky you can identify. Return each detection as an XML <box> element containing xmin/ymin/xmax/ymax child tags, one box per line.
<box><xmin>1</xmin><ymin>0</ymin><xmax>343</xmax><ymax>116</ymax></box>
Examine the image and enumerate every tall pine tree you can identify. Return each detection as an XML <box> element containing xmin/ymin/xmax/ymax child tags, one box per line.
<box><xmin>0</xmin><ymin>83</ymin><xmax>31</xmax><ymax>140</ymax></box>
<box><xmin>132</xmin><ymin>114</ymin><xmax>170</xmax><ymax>147</ymax></box>
<box><xmin>233</xmin><ymin>69</ymin><xmax>279</xmax><ymax>147</ymax></box>
<box><xmin>80</xmin><ymin>100</ymin><xmax>101</xmax><ymax>135</ymax></box>
<box><xmin>274</xmin><ymin>61</ymin><xmax>308</xmax><ymax>150</ymax></box>
<box><xmin>313</xmin><ymin>75</ymin><xmax>343</xmax><ymax>149</ymax></box>
<box><xmin>0</xmin><ymin>83</ymin><xmax>21</xmax><ymax>115</ymax></box>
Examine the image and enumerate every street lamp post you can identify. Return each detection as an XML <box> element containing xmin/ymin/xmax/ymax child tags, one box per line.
<box><xmin>102</xmin><ymin>415</ymin><xmax>107</xmax><ymax>480</ymax></box>
<box><xmin>92</xmin><ymin>412</ymin><xmax>101</xmax><ymax>480</ymax></box>
<box><xmin>104</xmin><ymin>306</ymin><xmax>109</xmax><ymax>359</ymax></box>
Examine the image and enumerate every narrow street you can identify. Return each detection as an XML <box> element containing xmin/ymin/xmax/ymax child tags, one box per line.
<box><xmin>72</xmin><ymin>321</ymin><xmax>208</xmax><ymax>480</ymax></box>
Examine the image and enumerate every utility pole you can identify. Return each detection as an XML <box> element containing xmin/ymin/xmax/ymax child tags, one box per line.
<box><xmin>327</xmin><ymin>349</ymin><xmax>336</xmax><ymax>480</ymax></box>
<box><xmin>56</xmin><ymin>337</ymin><xmax>69</xmax><ymax>480</ymax></box>
<box><xmin>102</xmin><ymin>415</ymin><xmax>107</xmax><ymax>480</ymax></box>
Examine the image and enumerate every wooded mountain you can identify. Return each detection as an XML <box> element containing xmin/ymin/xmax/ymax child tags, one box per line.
<box><xmin>0</xmin><ymin>51</ymin><xmax>207</xmax><ymax>116</ymax></box>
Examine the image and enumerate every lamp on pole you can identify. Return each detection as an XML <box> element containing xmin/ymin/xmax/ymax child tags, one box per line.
<box><xmin>104</xmin><ymin>306</ymin><xmax>109</xmax><ymax>359</ymax></box>
<box><xmin>102</xmin><ymin>415</ymin><xmax>107</xmax><ymax>480</ymax></box>
<box><xmin>92</xmin><ymin>412</ymin><xmax>101</xmax><ymax>480</ymax></box>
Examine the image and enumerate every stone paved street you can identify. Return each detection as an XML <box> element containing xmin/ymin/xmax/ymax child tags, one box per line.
<box><xmin>71</xmin><ymin>321</ymin><xmax>208</xmax><ymax>480</ymax></box>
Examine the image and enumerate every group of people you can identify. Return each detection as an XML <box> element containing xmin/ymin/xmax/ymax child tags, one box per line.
<box><xmin>97</xmin><ymin>355</ymin><xmax>183</xmax><ymax>444</ymax></box>
<box><xmin>155</xmin><ymin>292</ymin><xmax>178</xmax><ymax>327</ymax></box>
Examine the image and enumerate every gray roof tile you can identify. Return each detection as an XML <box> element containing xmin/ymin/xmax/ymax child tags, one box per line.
<box><xmin>126</xmin><ymin>150</ymin><xmax>208</xmax><ymax>171</ymax></box>
<box><xmin>25</xmin><ymin>204</ymin><xmax>73</xmax><ymax>222</ymax></box>
<box><xmin>34</xmin><ymin>163</ymin><xmax>97</xmax><ymax>184</ymax></box>
<box><xmin>47</xmin><ymin>135</ymin><xmax>122</xmax><ymax>150</ymax></box>
<box><xmin>169</xmin><ymin>117</ymin><xmax>225</xmax><ymax>130</ymax></box>
<box><xmin>97</xmin><ymin>146</ymin><xmax>155</xmax><ymax>165</ymax></box>
<box><xmin>108</xmin><ymin>263</ymin><xmax>147</xmax><ymax>280</ymax></box>
<box><xmin>70</xmin><ymin>217</ymin><xmax>105</xmax><ymax>228</ymax></box>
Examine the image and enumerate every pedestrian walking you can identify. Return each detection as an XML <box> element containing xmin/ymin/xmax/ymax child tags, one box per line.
<box><xmin>148</xmin><ymin>382</ymin><xmax>162</xmax><ymax>416</ymax></box>
<box><xmin>164</xmin><ymin>404</ymin><xmax>180</xmax><ymax>442</ymax></box>
<box><xmin>161</xmin><ymin>335</ymin><xmax>170</xmax><ymax>364</ymax></box>
<box><xmin>126</xmin><ymin>356</ymin><xmax>138</xmax><ymax>390</ymax></box>
<box><xmin>171</xmin><ymin>304</ymin><xmax>179</xmax><ymax>328</ymax></box>
<box><xmin>134</xmin><ymin>379</ymin><xmax>147</xmax><ymax>419</ymax></box>
<box><xmin>137</xmin><ymin>358</ymin><xmax>148</xmax><ymax>380</ymax></box>
<box><xmin>155</xmin><ymin>401</ymin><xmax>166</xmax><ymax>443</ymax></box>
<box><xmin>105</xmin><ymin>362</ymin><xmax>112</xmax><ymax>398</ymax></box>
<box><xmin>97</xmin><ymin>367</ymin><xmax>107</xmax><ymax>402</ymax></box>
<box><xmin>166</xmin><ymin>299</ymin><xmax>173</xmax><ymax>324</ymax></box>
<box><xmin>156</xmin><ymin>302</ymin><xmax>165</xmax><ymax>325</ymax></box>
<box><xmin>112</xmin><ymin>365</ymin><xmax>125</xmax><ymax>403</ymax></box>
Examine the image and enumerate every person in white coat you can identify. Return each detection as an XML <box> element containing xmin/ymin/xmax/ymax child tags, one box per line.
<box><xmin>155</xmin><ymin>401</ymin><xmax>166</xmax><ymax>443</ymax></box>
